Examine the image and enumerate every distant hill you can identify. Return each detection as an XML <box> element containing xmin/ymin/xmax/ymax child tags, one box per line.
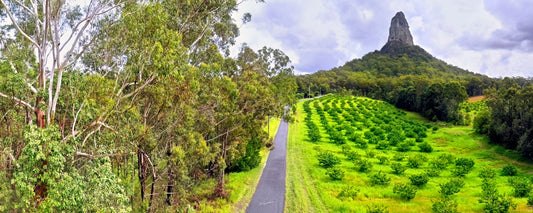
<box><xmin>337</xmin><ymin>41</ymin><xmax>485</xmax><ymax>80</ymax></box>
<box><xmin>296</xmin><ymin>11</ymin><xmax>496</xmax><ymax>123</ymax></box>
<box><xmin>297</xmin><ymin>11</ymin><xmax>494</xmax><ymax>98</ymax></box>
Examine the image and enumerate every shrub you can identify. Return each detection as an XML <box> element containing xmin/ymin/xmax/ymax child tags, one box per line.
<box><xmin>366</xmin><ymin>150</ymin><xmax>376</xmax><ymax>158</ymax></box>
<box><xmin>357</xmin><ymin>140</ymin><xmax>369</xmax><ymax>149</ymax></box>
<box><xmin>409</xmin><ymin>173</ymin><xmax>429</xmax><ymax>186</ymax></box>
<box><xmin>405</xmin><ymin>138</ymin><xmax>416</xmax><ymax>146</ymax></box>
<box><xmin>501</xmin><ymin>165</ymin><xmax>518</xmax><ymax>176</ymax></box>
<box><xmin>392</xmin><ymin>153</ymin><xmax>405</xmax><ymax>161</ymax></box>
<box><xmin>455</xmin><ymin>157</ymin><xmax>475</xmax><ymax>169</ymax></box>
<box><xmin>368</xmin><ymin>136</ymin><xmax>379</xmax><ymax>144</ymax></box>
<box><xmin>439</xmin><ymin>178</ymin><xmax>464</xmax><ymax>197</ymax></box>
<box><xmin>478</xmin><ymin>166</ymin><xmax>496</xmax><ymax>179</ymax></box>
<box><xmin>357</xmin><ymin>159</ymin><xmax>373</xmax><ymax>172</ymax></box>
<box><xmin>432</xmin><ymin>197</ymin><xmax>458</xmax><ymax>213</ymax></box>
<box><xmin>407</xmin><ymin>154</ymin><xmax>427</xmax><ymax>169</ymax></box>
<box><xmin>393</xmin><ymin>182</ymin><xmax>417</xmax><ymax>200</ymax></box>
<box><xmin>480</xmin><ymin>179</ymin><xmax>517</xmax><ymax>213</ymax></box>
<box><xmin>317</xmin><ymin>152</ymin><xmax>341</xmax><ymax>168</ymax></box>
<box><xmin>341</xmin><ymin>144</ymin><xmax>351</xmax><ymax>153</ymax></box>
<box><xmin>390</xmin><ymin>162</ymin><xmax>406</xmax><ymax>175</ymax></box>
<box><xmin>370</xmin><ymin>171</ymin><xmax>391</xmax><ymax>186</ymax></box>
<box><xmin>376</xmin><ymin>141</ymin><xmax>390</xmax><ymax>150</ymax></box>
<box><xmin>348</xmin><ymin>132</ymin><xmax>362</xmax><ymax>143</ymax></box>
<box><xmin>366</xmin><ymin>204</ymin><xmax>389</xmax><ymax>213</ymax></box>
<box><xmin>452</xmin><ymin>158</ymin><xmax>475</xmax><ymax>177</ymax></box>
<box><xmin>377</xmin><ymin>155</ymin><xmax>390</xmax><ymax>165</ymax></box>
<box><xmin>438</xmin><ymin>153</ymin><xmax>456</xmax><ymax>165</ymax></box>
<box><xmin>329</xmin><ymin>131</ymin><xmax>346</xmax><ymax>145</ymax></box>
<box><xmin>345</xmin><ymin>150</ymin><xmax>361</xmax><ymax>161</ymax></box>
<box><xmin>337</xmin><ymin>185</ymin><xmax>359</xmax><ymax>199</ymax></box>
<box><xmin>397</xmin><ymin>142</ymin><xmax>411</xmax><ymax>152</ymax></box>
<box><xmin>326</xmin><ymin>167</ymin><xmax>345</xmax><ymax>180</ymax></box>
<box><xmin>425</xmin><ymin>168</ymin><xmax>441</xmax><ymax>177</ymax></box>
<box><xmin>528</xmin><ymin>194</ymin><xmax>533</xmax><ymax>206</ymax></box>
<box><xmin>418</xmin><ymin>142</ymin><xmax>433</xmax><ymax>153</ymax></box>
<box><xmin>508</xmin><ymin>177</ymin><xmax>532</xmax><ymax>197</ymax></box>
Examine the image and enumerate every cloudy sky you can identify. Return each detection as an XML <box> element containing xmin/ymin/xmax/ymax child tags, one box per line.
<box><xmin>231</xmin><ymin>0</ymin><xmax>533</xmax><ymax>77</ymax></box>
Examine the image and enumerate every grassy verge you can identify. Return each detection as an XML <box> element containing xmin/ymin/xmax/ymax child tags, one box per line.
<box><xmin>286</xmin><ymin>95</ymin><xmax>533</xmax><ymax>212</ymax></box>
<box><xmin>198</xmin><ymin>117</ymin><xmax>281</xmax><ymax>212</ymax></box>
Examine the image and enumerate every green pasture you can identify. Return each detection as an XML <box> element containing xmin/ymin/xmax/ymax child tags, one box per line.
<box><xmin>286</xmin><ymin>95</ymin><xmax>533</xmax><ymax>212</ymax></box>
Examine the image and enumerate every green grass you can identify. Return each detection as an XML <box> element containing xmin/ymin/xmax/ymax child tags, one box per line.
<box><xmin>286</xmin><ymin>95</ymin><xmax>533</xmax><ymax>212</ymax></box>
<box><xmin>198</xmin><ymin>117</ymin><xmax>281</xmax><ymax>212</ymax></box>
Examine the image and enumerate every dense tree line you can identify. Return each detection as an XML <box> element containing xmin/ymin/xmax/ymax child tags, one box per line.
<box><xmin>296</xmin><ymin>44</ymin><xmax>532</xmax><ymax>124</ymax></box>
<box><xmin>296</xmin><ymin>48</ymin><xmax>480</xmax><ymax>122</ymax></box>
<box><xmin>474</xmin><ymin>80</ymin><xmax>533</xmax><ymax>160</ymax></box>
<box><xmin>0</xmin><ymin>0</ymin><xmax>295</xmax><ymax>211</ymax></box>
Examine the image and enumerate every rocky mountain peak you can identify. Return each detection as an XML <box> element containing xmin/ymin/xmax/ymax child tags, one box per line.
<box><xmin>387</xmin><ymin>11</ymin><xmax>414</xmax><ymax>45</ymax></box>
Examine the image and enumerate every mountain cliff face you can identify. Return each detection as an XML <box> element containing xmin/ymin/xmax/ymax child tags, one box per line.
<box><xmin>386</xmin><ymin>11</ymin><xmax>414</xmax><ymax>46</ymax></box>
<box><xmin>380</xmin><ymin>11</ymin><xmax>421</xmax><ymax>56</ymax></box>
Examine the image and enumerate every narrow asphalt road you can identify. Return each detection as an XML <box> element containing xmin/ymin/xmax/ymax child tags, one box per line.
<box><xmin>246</xmin><ymin>119</ymin><xmax>288</xmax><ymax>213</ymax></box>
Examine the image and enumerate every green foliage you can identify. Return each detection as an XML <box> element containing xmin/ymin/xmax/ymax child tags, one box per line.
<box><xmin>345</xmin><ymin>150</ymin><xmax>361</xmax><ymax>161</ymax></box>
<box><xmin>392</xmin><ymin>153</ymin><xmax>405</xmax><ymax>161</ymax></box>
<box><xmin>393</xmin><ymin>182</ymin><xmax>417</xmax><ymax>200</ymax></box>
<box><xmin>425</xmin><ymin>168</ymin><xmax>441</xmax><ymax>177</ymax></box>
<box><xmin>369</xmin><ymin>171</ymin><xmax>391</xmax><ymax>186</ymax></box>
<box><xmin>329</xmin><ymin>131</ymin><xmax>346</xmax><ymax>145</ymax></box>
<box><xmin>397</xmin><ymin>142</ymin><xmax>411</xmax><ymax>152</ymax></box>
<box><xmin>317</xmin><ymin>151</ymin><xmax>341</xmax><ymax>168</ymax></box>
<box><xmin>479</xmin><ymin>166</ymin><xmax>497</xmax><ymax>179</ymax></box>
<box><xmin>452</xmin><ymin>158</ymin><xmax>475</xmax><ymax>177</ymax></box>
<box><xmin>407</xmin><ymin>154</ymin><xmax>427</xmax><ymax>168</ymax></box>
<box><xmin>480</xmin><ymin>179</ymin><xmax>517</xmax><ymax>213</ymax></box>
<box><xmin>507</xmin><ymin>176</ymin><xmax>532</xmax><ymax>197</ymax></box>
<box><xmin>230</xmin><ymin>137</ymin><xmax>263</xmax><ymax>171</ymax></box>
<box><xmin>418</xmin><ymin>142</ymin><xmax>433</xmax><ymax>153</ymax></box>
<box><xmin>439</xmin><ymin>178</ymin><xmax>465</xmax><ymax>197</ymax></box>
<box><xmin>376</xmin><ymin>155</ymin><xmax>390</xmax><ymax>164</ymax></box>
<box><xmin>337</xmin><ymin>185</ymin><xmax>359</xmax><ymax>199</ymax></box>
<box><xmin>430</xmin><ymin>154</ymin><xmax>455</xmax><ymax>170</ymax></box>
<box><xmin>366</xmin><ymin>204</ymin><xmax>389</xmax><ymax>213</ymax></box>
<box><xmin>357</xmin><ymin>159</ymin><xmax>373</xmax><ymax>172</ymax></box>
<box><xmin>390</xmin><ymin>162</ymin><xmax>406</xmax><ymax>175</ymax></box>
<box><xmin>13</xmin><ymin>125</ymin><xmax>129</xmax><ymax>212</ymax></box>
<box><xmin>527</xmin><ymin>194</ymin><xmax>533</xmax><ymax>206</ymax></box>
<box><xmin>476</xmin><ymin>85</ymin><xmax>533</xmax><ymax>160</ymax></box>
<box><xmin>376</xmin><ymin>140</ymin><xmax>390</xmax><ymax>150</ymax></box>
<box><xmin>432</xmin><ymin>197</ymin><xmax>458</xmax><ymax>213</ymax></box>
<box><xmin>409</xmin><ymin>173</ymin><xmax>430</xmax><ymax>187</ymax></box>
<box><xmin>366</xmin><ymin>150</ymin><xmax>376</xmax><ymax>158</ymax></box>
<box><xmin>500</xmin><ymin>165</ymin><xmax>518</xmax><ymax>176</ymax></box>
<box><xmin>326</xmin><ymin>167</ymin><xmax>345</xmax><ymax>180</ymax></box>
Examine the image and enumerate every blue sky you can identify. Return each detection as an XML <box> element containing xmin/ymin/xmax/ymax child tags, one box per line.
<box><xmin>231</xmin><ymin>0</ymin><xmax>533</xmax><ymax>78</ymax></box>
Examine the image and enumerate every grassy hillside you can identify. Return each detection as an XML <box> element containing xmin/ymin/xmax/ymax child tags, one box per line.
<box><xmin>286</xmin><ymin>95</ymin><xmax>533</xmax><ymax>212</ymax></box>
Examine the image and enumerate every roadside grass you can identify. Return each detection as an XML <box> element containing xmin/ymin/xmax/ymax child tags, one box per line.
<box><xmin>286</xmin><ymin>95</ymin><xmax>533</xmax><ymax>212</ymax></box>
<box><xmin>197</xmin><ymin>117</ymin><xmax>281</xmax><ymax>212</ymax></box>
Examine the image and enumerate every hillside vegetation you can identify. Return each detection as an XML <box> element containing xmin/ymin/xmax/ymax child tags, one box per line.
<box><xmin>287</xmin><ymin>95</ymin><xmax>533</xmax><ymax>212</ymax></box>
<box><xmin>0</xmin><ymin>1</ymin><xmax>296</xmax><ymax>211</ymax></box>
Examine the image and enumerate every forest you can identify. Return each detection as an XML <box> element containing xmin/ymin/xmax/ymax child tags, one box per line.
<box><xmin>0</xmin><ymin>0</ymin><xmax>296</xmax><ymax>211</ymax></box>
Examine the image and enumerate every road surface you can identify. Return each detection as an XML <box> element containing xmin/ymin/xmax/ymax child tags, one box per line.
<box><xmin>246</xmin><ymin>119</ymin><xmax>288</xmax><ymax>213</ymax></box>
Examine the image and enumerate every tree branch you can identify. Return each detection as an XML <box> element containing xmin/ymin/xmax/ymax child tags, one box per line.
<box><xmin>120</xmin><ymin>75</ymin><xmax>156</xmax><ymax>100</ymax></box>
<box><xmin>75</xmin><ymin>151</ymin><xmax>135</xmax><ymax>159</ymax></box>
<box><xmin>0</xmin><ymin>0</ymin><xmax>39</xmax><ymax>47</ymax></box>
<box><xmin>0</xmin><ymin>92</ymin><xmax>33</xmax><ymax>109</ymax></box>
